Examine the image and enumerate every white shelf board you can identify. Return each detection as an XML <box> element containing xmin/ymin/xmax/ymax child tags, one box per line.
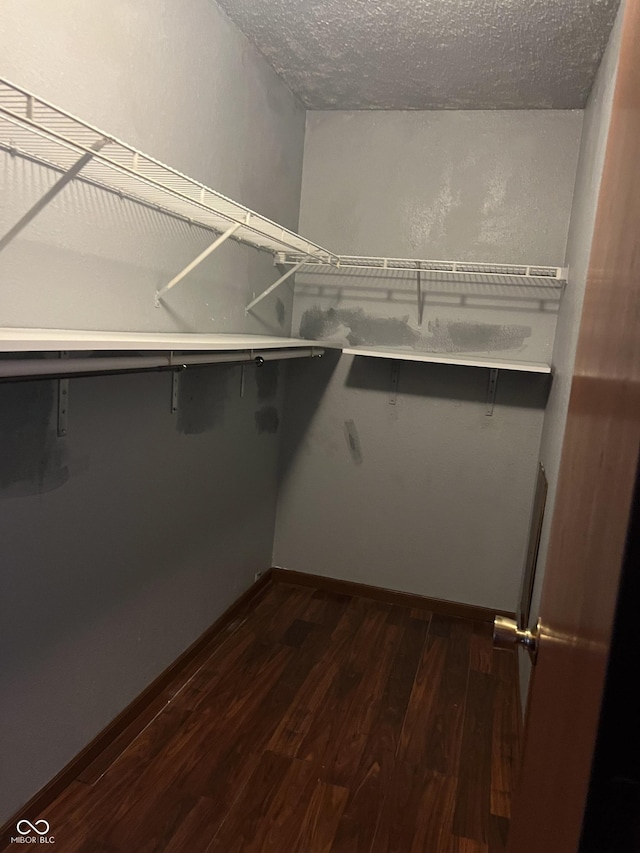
<box><xmin>0</xmin><ymin>328</ymin><xmax>339</xmax><ymax>353</ymax></box>
<box><xmin>342</xmin><ymin>346</ymin><xmax>551</xmax><ymax>373</ymax></box>
<box><xmin>0</xmin><ymin>78</ymin><xmax>337</xmax><ymax>263</ymax></box>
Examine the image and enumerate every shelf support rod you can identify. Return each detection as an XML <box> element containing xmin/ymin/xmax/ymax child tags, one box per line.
<box><xmin>156</xmin><ymin>222</ymin><xmax>242</xmax><ymax>306</ymax></box>
<box><xmin>0</xmin><ymin>138</ymin><xmax>108</xmax><ymax>254</ymax></box>
<box><xmin>245</xmin><ymin>261</ymin><xmax>305</xmax><ymax>313</ymax></box>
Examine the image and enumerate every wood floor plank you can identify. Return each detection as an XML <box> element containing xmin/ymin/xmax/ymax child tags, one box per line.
<box><xmin>380</xmin><ymin>616</ymin><xmax>430</xmax><ymax>755</ymax></box>
<box><xmin>226</xmin><ymin>599</ymin><xmax>372</xmax><ymax>763</ymax></box>
<box><xmin>413</xmin><ymin>771</ymin><xmax>459</xmax><ymax>853</ymax></box>
<box><xmin>83</xmin><ymin>645</ymin><xmax>295</xmax><ymax>850</ymax></box>
<box><xmin>453</xmin><ymin>837</ymin><xmax>490</xmax><ymax>852</ymax></box>
<box><xmin>283</xmin><ymin>618</ymin><xmax>317</xmax><ymax>647</ymax></box>
<box><xmin>76</xmin><ymin>685</ymin><xmax>182</xmax><ymax>785</ymax></box>
<box><xmin>327</xmin><ymin>610</ymin><xmax>406</xmax><ymax>786</ymax></box>
<box><xmin>490</xmin><ymin>649</ymin><xmax>522</xmax><ymax>818</ymax></box>
<box><xmin>178</xmin><ymin>624</ymin><xmax>262</xmax><ymax>694</ymax></box>
<box><xmin>251</xmin><ymin>586</ymin><xmax>317</xmax><ymax>645</ymax></box>
<box><xmin>397</xmin><ymin>633</ymin><xmax>448</xmax><ymax>766</ymax></box>
<box><xmin>329</xmin><ymin>613</ymin><xmax>428</xmax><ymax>851</ymax></box>
<box><xmin>292</xmin><ymin>779</ymin><xmax>350</xmax><ymax>853</ymax></box>
<box><xmin>38</xmin><ymin>783</ymin><xmax>97</xmax><ymax>852</ymax></box>
<box><xmin>295</xmin><ymin>604</ymin><xmax>390</xmax><ymax>767</ymax></box>
<box><xmin>34</xmin><ymin>704</ymin><xmax>197</xmax><ymax>851</ymax></box>
<box><xmin>423</xmin><ymin>618</ymin><xmax>472</xmax><ymax>775</ymax></box>
<box><xmin>453</xmin><ymin>670</ymin><xmax>495</xmax><ymax>843</ymax></box>
<box><xmin>266</xmin><ymin>601</ymin><xmax>368</xmax><ymax>757</ymax></box>
<box><xmin>470</xmin><ymin>621</ymin><xmax>494</xmax><ymax>674</ymax></box>
<box><xmin>328</xmin><ymin>750</ymin><xmax>388</xmax><ymax>853</ymax></box>
<box><xmin>215</xmin><ymin>753</ymin><xmax>348</xmax><ymax>853</ymax></box>
<box><xmin>370</xmin><ymin>764</ymin><xmax>457</xmax><ymax>853</ymax></box>
<box><xmin>182</xmin><ymin>633</ymin><xmax>289</xmax><ymax>713</ymax></box>
<box><xmin>487</xmin><ymin>814</ymin><xmax>510</xmax><ymax>853</ymax></box>
<box><xmin>76</xmin><ymin>620</ymin><xmax>264</xmax><ymax>787</ymax></box>
<box><xmin>301</xmin><ymin>590</ymin><xmax>353</xmax><ymax>629</ymax></box>
<box><xmin>206</xmin><ymin>750</ymin><xmax>293</xmax><ymax>852</ymax></box>
<box><xmin>160</xmin><ymin>796</ymin><xmax>229</xmax><ymax>853</ymax></box>
<box><xmin>4</xmin><ymin>584</ymin><xmax>522</xmax><ymax>853</ymax></box>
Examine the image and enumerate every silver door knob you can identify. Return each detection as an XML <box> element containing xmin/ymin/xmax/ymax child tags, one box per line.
<box><xmin>493</xmin><ymin>616</ymin><xmax>540</xmax><ymax>662</ymax></box>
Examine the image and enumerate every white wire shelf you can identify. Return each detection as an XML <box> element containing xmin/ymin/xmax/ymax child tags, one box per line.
<box><xmin>0</xmin><ymin>77</ymin><xmax>338</xmax><ymax>304</ymax></box>
<box><xmin>342</xmin><ymin>346</ymin><xmax>551</xmax><ymax>373</ymax></box>
<box><xmin>276</xmin><ymin>253</ymin><xmax>567</xmax><ymax>287</ymax></box>
<box><xmin>0</xmin><ymin>328</ymin><xmax>340</xmax><ymax>353</ymax></box>
<box><xmin>0</xmin><ymin>77</ymin><xmax>566</xmax><ymax>316</ymax></box>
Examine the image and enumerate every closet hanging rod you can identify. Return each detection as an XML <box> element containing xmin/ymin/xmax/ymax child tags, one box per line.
<box><xmin>0</xmin><ymin>347</ymin><xmax>324</xmax><ymax>382</ymax></box>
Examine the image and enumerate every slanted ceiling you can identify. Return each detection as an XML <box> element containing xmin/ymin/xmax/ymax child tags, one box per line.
<box><xmin>214</xmin><ymin>0</ymin><xmax>620</xmax><ymax>110</ymax></box>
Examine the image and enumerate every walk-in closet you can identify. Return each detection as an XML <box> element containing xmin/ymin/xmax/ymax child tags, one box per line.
<box><xmin>1</xmin><ymin>0</ymin><xmax>639</xmax><ymax>850</ymax></box>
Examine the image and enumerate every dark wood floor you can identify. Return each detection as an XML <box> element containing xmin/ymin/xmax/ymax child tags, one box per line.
<box><xmin>6</xmin><ymin>583</ymin><xmax>522</xmax><ymax>852</ymax></box>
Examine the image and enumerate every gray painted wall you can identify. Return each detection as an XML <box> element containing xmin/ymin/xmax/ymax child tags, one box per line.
<box><xmin>297</xmin><ymin>110</ymin><xmax>581</xmax><ymax>264</ymax></box>
<box><xmin>0</xmin><ymin>0</ymin><xmax>304</xmax><ymax>824</ymax></box>
<box><xmin>0</xmin><ymin>0</ymin><xmax>305</xmax><ymax>335</ymax></box>
<box><xmin>518</xmin><ymin>2</ymin><xmax>625</xmax><ymax>706</ymax></box>
<box><xmin>274</xmin><ymin>110</ymin><xmax>583</xmax><ymax>611</ymax></box>
<box><xmin>293</xmin><ymin>111</ymin><xmax>582</xmax><ymax>365</ymax></box>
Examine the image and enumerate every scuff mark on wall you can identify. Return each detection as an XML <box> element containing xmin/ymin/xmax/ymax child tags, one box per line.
<box><xmin>255</xmin><ymin>406</ymin><xmax>280</xmax><ymax>434</ymax></box>
<box><xmin>255</xmin><ymin>362</ymin><xmax>280</xmax><ymax>401</ymax></box>
<box><xmin>300</xmin><ymin>306</ymin><xmax>531</xmax><ymax>353</ymax></box>
<box><xmin>343</xmin><ymin>419</ymin><xmax>363</xmax><ymax>465</ymax></box>
<box><xmin>426</xmin><ymin>318</ymin><xmax>531</xmax><ymax>352</ymax></box>
<box><xmin>177</xmin><ymin>366</ymin><xmax>231</xmax><ymax>435</ymax></box>
<box><xmin>275</xmin><ymin>297</ymin><xmax>286</xmax><ymax>327</ymax></box>
<box><xmin>0</xmin><ymin>381</ymin><xmax>69</xmax><ymax>497</ymax></box>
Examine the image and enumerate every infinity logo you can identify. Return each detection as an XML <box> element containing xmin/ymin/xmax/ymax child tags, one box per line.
<box><xmin>16</xmin><ymin>820</ymin><xmax>50</xmax><ymax>836</ymax></box>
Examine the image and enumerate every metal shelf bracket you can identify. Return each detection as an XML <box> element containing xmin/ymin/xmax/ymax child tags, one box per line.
<box><xmin>390</xmin><ymin>362</ymin><xmax>400</xmax><ymax>405</ymax></box>
<box><xmin>170</xmin><ymin>368</ymin><xmax>181</xmax><ymax>414</ymax></box>
<box><xmin>485</xmin><ymin>368</ymin><xmax>499</xmax><ymax>416</ymax></box>
<box><xmin>57</xmin><ymin>352</ymin><xmax>70</xmax><ymax>437</ymax></box>
<box><xmin>57</xmin><ymin>379</ymin><xmax>69</xmax><ymax>436</ymax></box>
<box><xmin>156</xmin><ymin>222</ymin><xmax>242</xmax><ymax>306</ymax></box>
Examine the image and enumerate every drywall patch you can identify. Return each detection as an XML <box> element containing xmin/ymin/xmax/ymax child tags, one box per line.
<box><xmin>255</xmin><ymin>406</ymin><xmax>280</xmax><ymax>434</ymax></box>
<box><xmin>343</xmin><ymin>419</ymin><xmax>363</xmax><ymax>465</ymax></box>
<box><xmin>177</xmin><ymin>366</ymin><xmax>231</xmax><ymax>435</ymax></box>
<box><xmin>300</xmin><ymin>307</ymin><xmax>420</xmax><ymax>348</ymax></box>
<box><xmin>300</xmin><ymin>307</ymin><xmax>531</xmax><ymax>353</ymax></box>
<box><xmin>255</xmin><ymin>362</ymin><xmax>280</xmax><ymax>401</ymax></box>
<box><xmin>425</xmin><ymin>319</ymin><xmax>531</xmax><ymax>352</ymax></box>
<box><xmin>0</xmin><ymin>381</ymin><xmax>69</xmax><ymax>497</ymax></box>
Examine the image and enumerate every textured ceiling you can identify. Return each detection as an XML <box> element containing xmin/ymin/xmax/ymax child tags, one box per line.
<box><xmin>214</xmin><ymin>0</ymin><xmax>620</xmax><ymax>110</ymax></box>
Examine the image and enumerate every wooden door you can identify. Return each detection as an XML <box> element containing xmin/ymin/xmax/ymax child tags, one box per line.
<box><xmin>506</xmin><ymin>2</ymin><xmax>640</xmax><ymax>851</ymax></box>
